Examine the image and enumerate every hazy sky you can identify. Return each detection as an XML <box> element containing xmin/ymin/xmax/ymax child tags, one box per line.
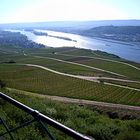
<box><xmin>0</xmin><ymin>0</ymin><xmax>140</xmax><ymax>23</ymax></box>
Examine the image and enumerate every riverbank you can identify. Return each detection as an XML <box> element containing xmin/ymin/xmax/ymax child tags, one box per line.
<box><xmin>6</xmin><ymin>29</ymin><xmax>140</xmax><ymax>63</ymax></box>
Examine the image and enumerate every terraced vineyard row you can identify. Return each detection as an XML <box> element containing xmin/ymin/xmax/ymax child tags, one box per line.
<box><xmin>0</xmin><ymin>64</ymin><xmax>139</xmax><ymax>106</ymax></box>
<box><xmin>14</xmin><ymin>54</ymin><xmax>140</xmax><ymax>88</ymax></box>
<box><xmin>103</xmin><ymin>79</ymin><xmax>140</xmax><ymax>89</ymax></box>
<box><xmin>71</xmin><ymin>58</ymin><xmax>140</xmax><ymax>80</ymax></box>
<box><xmin>14</xmin><ymin>55</ymin><xmax>117</xmax><ymax>77</ymax></box>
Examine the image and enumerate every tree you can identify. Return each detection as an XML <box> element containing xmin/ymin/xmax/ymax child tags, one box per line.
<box><xmin>0</xmin><ymin>80</ymin><xmax>6</xmax><ymax>88</ymax></box>
<box><xmin>99</xmin><ymin>79</ymin><xmax>104</xmax><ymax>84</ymax></box>
<box><xmin>8</xmin><ymin>60</ymin><xmax>16</xmax><ymax>63</ymax></box>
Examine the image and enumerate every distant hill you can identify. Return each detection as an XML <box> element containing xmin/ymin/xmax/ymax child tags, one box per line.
<box><xmin>1</xmin><ymin>20</ymin><xmax>140</xmax><ymax>42</ymax></box>
<box><xmin>81</xmin><ymin>26</ymin><xmax>140</xmax><ymax>42</ymax></box>
<box><xmin>84</xmin><ymin>26</ymin><xmax>140</xmax><ymax>35</ymax></box>
<box><xmin>0</xmin><ymin>20</ymin><xmax>140</xmax><ymax>31</ymax></box>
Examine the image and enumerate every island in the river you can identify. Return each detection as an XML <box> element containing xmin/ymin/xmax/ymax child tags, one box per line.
<box><xmin>31</xmin><ymin>30</ymin><xmax>77</xmax><ymax>42</ymax></box>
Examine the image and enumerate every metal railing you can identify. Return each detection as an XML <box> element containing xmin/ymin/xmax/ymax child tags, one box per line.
<box><xmin>0</xmin><ymin>92</ymin><xmax>93</xmax><ymax>140</ymax></box>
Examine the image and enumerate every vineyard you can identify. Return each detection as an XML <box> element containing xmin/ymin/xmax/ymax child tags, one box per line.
<box><xmin>0</xmin><ymin>45</ymin><xmax>140</xmax><ymax>140</ymax></box>
<box><xmin>0</xmin><ymin>46</ymin><xmax>140</xmax><ymax>107</ymax></box>
<box><xmin>70</xmin><ymin>58</ymin><xmax>140</xmax><ymax>80</ymax></box>
<box><xmin>15</xmin><ymin>55</ymin><xmax>119</xmax><ymax>78</ymax></box>
<box><xmin>24</xmin><ymin>47</ymin><xmax>140</xmax><ymax>80</ymax></box>
<box><xmin>100</xmin><ymin>79</ymin><xmax>140</xmax><ymax>89</ymax></box>
<box><xmin>0</xmin><ymin>64</ymin><xmax>139</xmax><ymax>106</ymax></box>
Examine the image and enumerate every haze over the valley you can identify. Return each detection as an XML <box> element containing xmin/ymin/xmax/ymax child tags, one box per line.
<box><xmin>0</xmin><ymin>0</ymin><xmax>140</xmax><ymax>24</ymax></box>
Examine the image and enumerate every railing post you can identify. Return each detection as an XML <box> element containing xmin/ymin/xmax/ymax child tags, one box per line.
<box><xmin>0</xmin><ymin>118</ymin><xmax>15</xmax><ymax>140</ymax></box>
<box><xmin>0</xmin><ymin>92</ymin><xmax>93</xmax><ymax>140</ymax></box>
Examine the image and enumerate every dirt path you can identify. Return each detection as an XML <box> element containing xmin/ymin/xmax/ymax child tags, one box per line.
<box><xmin>8</xmin><ymin>88</ymin><xmax>140</xmax><ymax>111</ymax></box>
<box><xmin>34</xmin><ymin>55</ymin><xmax>126</xmax><ymax>77</ymax></box>
<box><xmin>21</xmin><ymin>63</ymin><xmax>140</xmax><ymax>91</ymax></box>
<box><xmin>23</xmin><ymin>54</ymin><xmax>140</xmax><ymax>84</ymax></box>
<box><xmin>56</xmin><ymin>53</ymin><xmax>140</xmax><ymax>71</ymax></box>
<box><xmin>76</xmin><ymin>76</ymin><xmax>140</xmax><ymax>83</ymax></box>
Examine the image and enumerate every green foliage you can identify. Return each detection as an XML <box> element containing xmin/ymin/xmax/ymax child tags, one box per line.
<box><xmin>7</xmin><ymin>59</ymin><xmax>16</xmax><ymax>63</ymax></box>
<box><xmin>0</xmin><ymin>90</ymin><xmax>139</xmax><ymax>140</ymax></box>
<box><xmin>0</xmin><ymin>80</ymin><xmax>6</xmax><ymax>88</ymax></box>
<box><xmin>116</xmin><ymin>131</ymin><xmax>140</xmax><ymax>140</ymax></box>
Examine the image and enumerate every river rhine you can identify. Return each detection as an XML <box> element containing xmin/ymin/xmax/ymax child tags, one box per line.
<box><xmin>9</xmin><ymin>29</ymin><xmax>140</xmax><ymax>63</ymax></box>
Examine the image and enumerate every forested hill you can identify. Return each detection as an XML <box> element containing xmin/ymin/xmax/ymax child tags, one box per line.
<box><xmin>81</xmin><ymin>26</ymin><xmax>140</xmax><ymax>42</ymax></box>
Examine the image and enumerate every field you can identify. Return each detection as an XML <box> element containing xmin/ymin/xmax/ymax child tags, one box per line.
<box><xmin>0</xmin><ymin>45</ymin><xmax>140</xmax><ymax>140</ymax></box>
<box><xmin>25</xmin><ymin>47</ymin><xmax>140</xmax><ymax>80</ymax></box>
<box><xmin>0</xmin><ymin>46</ymin><xmax>140</xmax><ymax>105</ymax></box>
<box><xmin>69</xmin><ymin>58</ymin><xmax>140</xmax><ymax>80</ymax></box>
<box><xmin>0</xmin><ymin>63</ymin><xmax>139</xmax><ymax>106</ymax></box>
<box><xmin>100</xmin><ymin>79</ymin><xmax>140</xmax><ymax>89</ymax></box>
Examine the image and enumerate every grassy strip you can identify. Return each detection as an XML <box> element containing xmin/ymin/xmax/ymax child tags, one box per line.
<box><xmin>68</xmin><ymin>58</ymin><xmax>140</xmax><ymax>80</ymax></box>
<box><xmin>0</xmin><ymin>89</ymin><xmax>140</xmax><ymax>140</ymax></box>
<box><xmin>101</xmin><ymin>79</ymin><xmax>140</xmax><ymax>89</ymax></box>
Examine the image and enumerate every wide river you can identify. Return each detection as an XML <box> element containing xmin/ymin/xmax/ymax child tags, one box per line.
<box><xmin>9</xmin><ymin>29</ymin><xmax>140</xmax><ymax>63</ymax></box>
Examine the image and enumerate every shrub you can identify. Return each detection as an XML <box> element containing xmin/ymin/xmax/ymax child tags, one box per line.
<box><xmin>92</xmin><ymin>124</ymin><xmax>114</xmax><ymax>140</ymax></box>
<box><xmin>122</xmin><ymin>115</ymin><xmax>136</xmax><ymax>120</ymax></box>
<box><xmin>116</xmin><ymin>131</ymin><xmax>140</xmax><ymax>140</ymax></box>
<box><xmin>107</xmin><ymin>111</ymin><xmax>119</xmax><ymax>119</ymax></box>
<box><xmin>127</xmin><ymin>120</ymin><xmax>140</xmax><ymax>131</ymax></box>
<box><xmin>0</xmin><ymin>80</ymin><xmax>6</xmax><ymax>88</ymax></box>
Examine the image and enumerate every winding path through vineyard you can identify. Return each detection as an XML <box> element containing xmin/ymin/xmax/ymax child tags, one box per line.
<box><xmin>55</xmin><ymin>53</ymin><xmax>140</xmax><ymax>71</ymax></box>
<box><xmin>20</xmin><ymin>63</ymin><xmax>140</xmax><ymax>91</ymax></box>
<box><xmin>34</xmin><ymin>55</ymin><xmax>126</xmax><ymax>77</ymax></box>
